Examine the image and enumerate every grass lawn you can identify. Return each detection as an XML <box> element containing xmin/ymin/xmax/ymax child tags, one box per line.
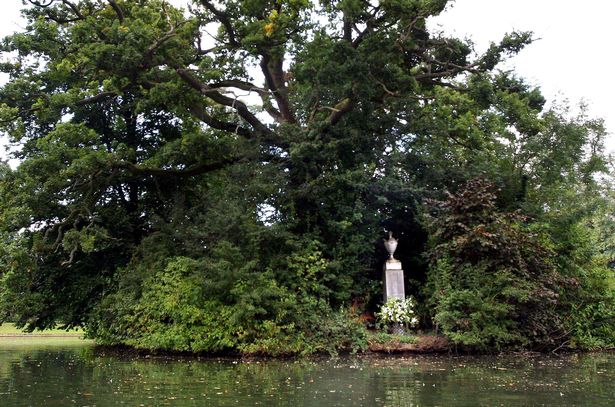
<box><xmin>0</xmin><ymin>323</ymin><xmax>92</xmax><ymax>347</ymax></box>
<box><xmin>0</xmin><ymin>323</ymin><xmax>84</xmax><ymax>336</ymax></box>
<box><xmin>0</xmin><ymin>336</ymin><xmax>91</xmax><ymax>347</ymax></box>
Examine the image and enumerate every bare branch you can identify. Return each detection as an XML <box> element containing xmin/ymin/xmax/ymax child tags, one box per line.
<box><xmin>114</xmin><ymin>157</ymin><xmax>239</xmax><ymax>178</ymax></box>
<box><xmin>142</xmin><ymin>21</ymin><xmax>188</xmax><ymax>65</ymax></box>
<box><xmin>397</xmin><ymin>16</ymin><xmax>422</xmax><ymax>46</ymax></box>
<box><xmin>369</xmin><ymin>74</ymin><xmax>399</xmax><ymax>97</ymax></box>
<box><xmin>210</xmin><ymin>80</ymin><xmax>265</xmax><ymax>94</ymax></box>
<box><xmin>176</xmin><ymin>68</ymin><xmax>273</xmax><ymax>137</ymax></box>
<box><xmin>75</xmin><ymin>91</ymin><xmax>117</xmax><ymax>106</ymax></box>
<box><xmin>343</xmin><ymin>18</ymin><xmax>352</xmax><ymax>42</ymax></box>
<box><xmin>414</xmin><ymin>69</ymin><xmax>464</xmax><ymax>82</ymax></box>
<box><xmin>29</xmin><ymin>0</ymin><xmax>86</xmax><ymax>23</ymax></box>
<box><xmin>255</xmin><ymin>96</ymin><xmax>282</xmax><ymax>123</ymax></box>
<box><xmin>106</xmin><ymin>0</ymin><xmax>124</xmax><ymax>23</ymax></box>
<box><xmin>61</xmin><ymin>0</ymin><xmax>84</xmax><ymax>19</ymax></box>
<box><xmin>61</xmin><ymin>245</ymin><xmax>79</xmax><ymax>266</ymax></box>
<box><xmin>351</xmin><ymin>7</ymin><xmax>385</xmax><ymax>48</ymax></box>
<box><xmin>352</xmin><ymin>26</ymin><xmax>370</xmax><ymax>48</ymax></box>
<box><xmin>198</xmin><ymin>0</ymin><xmax>239</xmax><ymax>47</ymax></box>
<box><xmin>27</xmin><ymin>0</ymin><xmax>55</xmax><ymax>7</ymax></box>
<box><xmin>208</xmin><ymin>80</ymin><xmax>283</xmax><ymax>121</ymax></box>
<box><xmin>187</xmin><ymin>104</ymin><xmax>253</xmax><ymax>138</ymax></box>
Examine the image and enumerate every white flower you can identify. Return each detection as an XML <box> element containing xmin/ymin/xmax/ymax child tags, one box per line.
<box><xmin>377</xmin><ymin>297</ymin><xmax>419</xmax><ymax>327</ymax></box>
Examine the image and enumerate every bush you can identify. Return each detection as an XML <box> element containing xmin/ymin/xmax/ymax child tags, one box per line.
<box><xmin>89</xmin><ymin>256</ymin><xmax>237</xmax><ymax>352</ymax></box>
<box><xmin>566</xmin><ymin>261</ymin><xmax>615</xmax><ymax>349</ymax></box>
<box><xmin>425</xmin><ymin>178</ymin><xmax>565</xmax><ymax>351</ymax></box>
<box><xmin>238</xmin><ymin>304</ymin><xmax>368</xmax><ymax>356</ymax></box>
<box><xmin>89</xmin><ymin>238</ymin><xmax>369</xmax><ymax>356</ymax></box>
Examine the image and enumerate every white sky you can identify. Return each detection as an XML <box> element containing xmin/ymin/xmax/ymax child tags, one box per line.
<box><xmin>0</xmin><ymin>0</ymin><xmax>613</xmax><ymax>162</ymax></box>
<box><xmin>430</xmin><ymin>0</ymin><xmax>615</xmax><ymax>153</ymax></box>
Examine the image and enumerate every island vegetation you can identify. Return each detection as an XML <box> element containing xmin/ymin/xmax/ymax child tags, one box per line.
<box><xmin>0</xmin><ymin>0</ymin><xmax>613</xmax><ymax>356</ymax></box>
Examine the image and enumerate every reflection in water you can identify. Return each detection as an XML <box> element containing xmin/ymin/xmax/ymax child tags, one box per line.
<box><xmin>1</xmin><ymin>343</ymin><xmax>615</xmax><ymax>406</ymax></box>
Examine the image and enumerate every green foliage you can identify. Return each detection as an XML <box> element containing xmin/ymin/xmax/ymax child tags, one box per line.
<box><xmin>426</xmin><ymin>174</ymin><xmax>615</xmax><ymax>352</ymax></box>
<box><xmin>88</xmin><ymin>229</ymin><xmax>368</xmax><ymax>355</ymax></box>
<box><xmin>370</xmin><ymin>332</ymin><xmax>417</xmax><ymax>345</ymax></box>
<box><xmin>89</xmin><ymin>256</ymin><xmax>237</xmax><ymax>352</ymax></box>
<box><xmin>428</xmin><ymin>260</ymin><xmax>524</xmax><ymax>349</ymax></box>
<box><xmin>567</xmin><ymin>263</ymin><xmax>615</xmax><ymax>350</ymax></box>
<box><xmin>0</xmin><ymin>0</ymin><xmax>612</xmax><ymax>355</ymax></box>
<box><xmin>239</xmin><ymin>304</ymin><xmax>368</xmax><ymax>356</ymax></box>
<box><xmin>426</xmin><ymin>179</ymin><xmax>565</xmax><ymax>351</ymax></box>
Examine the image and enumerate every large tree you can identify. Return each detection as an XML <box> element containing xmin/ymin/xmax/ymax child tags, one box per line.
<box><xmin>0</xmin><ymin>0</ymin><xmax>610</xmax><ymax>353</ymax></box>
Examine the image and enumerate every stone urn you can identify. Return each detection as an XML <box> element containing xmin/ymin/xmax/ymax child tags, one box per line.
<box><xmin>384</xmin><ymin>231</ymin><xmax>398</xmax><ymax>260</ymax></box>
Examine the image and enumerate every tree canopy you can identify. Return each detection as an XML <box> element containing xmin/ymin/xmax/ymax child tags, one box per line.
<box><xmin>0</xmin><ymin>0</ymin><xmax>612</xmax><ymax>354</ymax></box>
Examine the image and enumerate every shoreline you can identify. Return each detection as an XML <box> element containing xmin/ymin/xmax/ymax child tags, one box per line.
<box><xmin>0</xmin><ymin>334</ymin><xmax>84</xmax><ymax>338</ymax></box>
<box><xmin>368</xmin><ymin>334</ymin><xmax>450</xmax><ymax>354</ymax></box>
<box><xmin>5</xmin><ymin>330</ymin><xmax>609</xmax><ymax>357</ymax></box>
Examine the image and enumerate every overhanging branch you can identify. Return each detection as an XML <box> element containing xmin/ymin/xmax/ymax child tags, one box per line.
<box><xmin>198</xmin><ymin>0</ymin><xmax>239</xmax><ymax>47</ymax></box>
<box><xmin>188</xmin><ymin>104</ymin><xmax>253</xmax><ymax>138</ymax></box>
<box><xmin>327</xmin><ymin>97</ymin><xmax>355</xmax><ymax>125</ymax></box>
<box><xmin>210</xmin><ymin>79</ymin><xmax>283</xmax><ymax>122</ymax></box>
<box><xmin>176</xmin><ymin>68</ymin><xmax>273</xmax><ymax>137</ymax></box>
<box><xmin>106</xmin><ymin>0</ymin><xmax>124</xmax><ymax>23</ymax></box>
<box><xmin>114</xmin><ymin>157</ymin><xmax>239</xmax><ymax>178</ymax></box>
<box><xmin>75</xmin><ymin>91</ymin><xmax>117</xmax><ymax>106</ymax></box>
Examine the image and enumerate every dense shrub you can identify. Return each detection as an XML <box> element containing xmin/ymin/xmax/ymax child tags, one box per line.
<box><xmin>88</xmin><ymin>237</ymin><xmax>367</xmax><ymax>356</ymax></box>
<box><xmin>425</xmin><ymin>179</ymin><xmax>566</xmax><ymax>351</ymax></box>
<box><xmin>88</xmin><ymin>256</ymin><xmax>237</xmax><ymax>352</ymax></box>
<box><xmin>561</xmin><ymin>254</ymin><xmax>615</xmax><ymax>350</ymax></box>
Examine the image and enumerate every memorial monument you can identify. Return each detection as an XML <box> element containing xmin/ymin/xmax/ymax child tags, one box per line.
<box><xmin>383</xmin><ymin>231</ymin><xmax>405</xmax><ymax>302</ymax></box>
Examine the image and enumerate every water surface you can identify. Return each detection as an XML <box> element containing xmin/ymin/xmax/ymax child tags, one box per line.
<box><xmin>1</xmin><ymin>341</ymin><xmax>614</xmax><ymax>406</ymax></box>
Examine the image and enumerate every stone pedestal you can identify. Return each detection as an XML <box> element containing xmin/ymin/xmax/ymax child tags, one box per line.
<box><xmin>383</xmin><ymin>259</ymin><xmax>405</xmax><ymax>302</ymax></box>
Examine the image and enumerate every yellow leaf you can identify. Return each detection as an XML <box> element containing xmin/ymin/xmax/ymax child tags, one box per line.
<box><xmin>264</xmin><ymin>23</ymin><xmax>275</xmax><ymax>37</ymax></box>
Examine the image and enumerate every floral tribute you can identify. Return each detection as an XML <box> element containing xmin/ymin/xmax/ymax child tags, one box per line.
<box><xmin>376</xmin><ymin>297</ymin><xmax>419</xmax><ymax>328</ymax></box>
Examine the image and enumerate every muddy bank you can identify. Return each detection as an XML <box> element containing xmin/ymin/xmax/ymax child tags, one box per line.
<box><xmin>368</xmin><ymin>334</ymin><xmax>450</xmax><ymax>354</ymax></box>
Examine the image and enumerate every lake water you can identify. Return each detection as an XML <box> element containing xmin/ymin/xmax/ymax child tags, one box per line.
<box><xmin>1</xmin><ymin>340</ymin><xmax>615</xmax><ymax>406</ymax></box>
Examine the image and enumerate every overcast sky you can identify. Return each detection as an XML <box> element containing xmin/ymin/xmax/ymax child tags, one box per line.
<box><xmin>430</xmin><ymin>0</ymin><xmax>615</xmax><ymax>152</ymax></box>
<box><xmin>1</xmin><ymin>0</ymin><xmax>613</xmax><ymax>162</ymax></box>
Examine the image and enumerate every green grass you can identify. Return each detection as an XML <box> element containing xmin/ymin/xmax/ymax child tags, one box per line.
<box><xmin>0</xmin><ymin>323</ymin><xmax>92</xmax><ymax>347</ymax></box>
<box><xmin>0</xmin><ymin>323</ymin><xmax>84</xmax><ymax>336</ymax></box>
<box><xmin>0</xmin><ymin>336</ymin><xmax>92</xmax><ymax>347</ymax></box>
<box><xmin>369</xmin><ymin>331</ymin><xmax>417</xmax><ymax>345</ymax></box>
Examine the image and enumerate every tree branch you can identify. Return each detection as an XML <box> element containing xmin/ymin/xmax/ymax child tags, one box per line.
<box><xmin>210</xmin><ymin>80</ymin><xmax>266</xmax><ymax>94</ymax></box>
<box><xmin>106</xmin><ymin>0</ymin><xmax>124</xmax><ymax>23</ymax></box>
<box><xmin>175</xmin><ymin>68</ymin><xmax>273</xmax><ymax>136</ymax></box>
<box><xmin>351</xmin><ymin>7</ymin><xmax>384</xmax><ymax>48</ymax></box>
<box><xmin>327</xmin><ymin>97</ymin><xmax>355</xmax><ymax>125</ymax></box>
<box><xmin>187</xmin><ymin>104</ymin><xmax>253</xmax><ymax>138</ymax></box>
<box><xmin>27</xmin><ymin>0</ymin><xmax>55</xmax><ymax>7</ymax></box>
<box><xmin>198</xmin><ymin>0</ymin><xmax>239</xmax><ymax>47</ymax></box>
<box><xmin>142</xmin><ymin>21</ymin><xmax>188</xmax><ymax>66</ymax></box>
<box><xmin>0</xmin><ymin>107</ymin><xmax>41</xmax><ymax>125</ymax></box>
<box><xmin>114</xmin><ymin>157</ymin><xmax>239</xmax><ymax>178</ymax></box>
<box><xmin>260</xmin><ymin>54</ymin><xmax>296</xmax><ymax>124</ymax></box>
<box><xmin>210</xmin><ymin>80</ymin><xmax>284</xmax><ymax>121</ymax></box>
<box><xmin>30</xmin><ymin>0</ymin><xmax>86</xmax><ymax>23</ymax></box>
<box><xmin>61</xmin><ymin>0</ymin><xmax>84</xmax><ymax>19</ymax></box>
<box><xmin>343</xmin><ymin>17</ymin><xmax>352</xmax><ymax>42</ymax></box>
<box><xmin>369</xmin><ymin>73</ymin><xmax>399</xmax><ymax>97</ymax></box>
<box><xmin>75</xmin><ymin>91</ymin><xmax>117</xmax><ymax>106</ymax></box>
